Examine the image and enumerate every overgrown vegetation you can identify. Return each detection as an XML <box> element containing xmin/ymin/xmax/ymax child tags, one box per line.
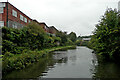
<box><xmin>2</xmin><ymin>22</ymin><xmax>77</xmax><ymax>74</ymax></box>
<box><xmin>2</xmin><ymin>46</ymin><xmax>76</xmax><ymax>74</ymax></box>
<box><xmin>88</xmin><ymin>8</ymin><xmax>120</xmax><ymax>62</ymax></box>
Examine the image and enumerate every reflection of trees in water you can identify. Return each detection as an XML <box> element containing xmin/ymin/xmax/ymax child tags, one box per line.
<box><xmin>69</xmin><ymin>55</ymin><xmax>76</xmax><ymax>62</ymax></box>
<box><xmin>90</xmin><ymin>53</ymin><xmax>120</xmax><ymax>79</ymax></box>
<box><xmin>3</xmin><ymin>58</ymin><xmax>49</xmax><ymax>78</ymax></box>
<box><xmin>3</xmin><ymin>53</ymin><xmax>55</xmax><ymax>79</ymax></box>
<box><xmin>53</xmin><ymin>52</ymin><xmax>68</xmax><ymax>63</ymax></box>
<box><xmin>89</xmin><ymin>53</ymin><xmax>98</xmax><ymax>79</ymax></box>
<box><xmin>93</xmin><ymin>63</ymin><xmax>120</xmax><ymax>79</ymax></box>
<box><xmin>57</xmin><ymin>57</ymin><xmax>68</xmax><ymax>63</ymax></box>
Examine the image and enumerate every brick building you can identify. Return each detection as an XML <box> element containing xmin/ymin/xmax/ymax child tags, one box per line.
<box><xmin>0</xmin><ymin>2</ymin><xmax>58</xmax><ymax>36</ymax></box>
<box><xmin>48</xmin><ymin>26</ymin><xmax>58</xmax><ymax>36</ymax></box>
<box><xmin>0</xmin><ymin>2</ymin><xmax>32</xmax><ymax>28</ymax></box>
<box><xmin>39</xmin><ymin>22</ymin><xmax>49</xmax><ymax>33</ymax></box>
<box><xmin>49</xmin><ymin>26</ymin><xmax>58</xmax><ymax>34</ymax></box>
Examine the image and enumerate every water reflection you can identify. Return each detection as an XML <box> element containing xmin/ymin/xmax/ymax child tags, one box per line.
<box><xmin>91</xmin><ymin>53</ymin><xmax>120</xmax><ymax>79</ymax></box>
<box><xmin>93</xmin><ymin>62</ymin><xmax>120</xmax><ymax>79</ymax></box>
<box><xmin>3</xmin><ymin>47</ymin><xmax>120</xmax><ymax>79</ymax></box>
<box><xmin>3</xmin><ymin>47</ymin><xmax>95</xmax><ymax>79</ymax></box>
<box><xmin>53</xmin><ymin>51</ymin><xmax>68</xmax><ymax>64</ymax></box>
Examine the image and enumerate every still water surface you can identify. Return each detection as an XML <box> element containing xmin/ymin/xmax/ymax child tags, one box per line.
<box><xmin>3</xmin><ymin>46</ymin><xmax>120</xmax><ymax>79</ymax></box>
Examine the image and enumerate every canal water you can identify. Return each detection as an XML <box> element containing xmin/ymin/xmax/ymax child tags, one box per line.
<box><xmin>3</xmin><ymin>46</ymin><xmax>120</xmax><ymax>79</ymax></box>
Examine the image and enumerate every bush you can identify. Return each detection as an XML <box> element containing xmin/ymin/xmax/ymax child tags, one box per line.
<box><xmin>89</xmin><ymin>8</ymin><xmax>120</xmax><ymax>61</ymax></box>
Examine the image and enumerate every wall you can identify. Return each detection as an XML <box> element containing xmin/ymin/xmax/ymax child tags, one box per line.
<box><xmin>0</xmin><ymin>2</ymin><xmax>32</xmax><ymax>28</ymax></box>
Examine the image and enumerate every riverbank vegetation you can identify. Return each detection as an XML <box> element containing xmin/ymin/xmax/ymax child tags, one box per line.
<box><xmin>88</xmin><ymin>8</ymin><xmax>120</xmax><ymax>62</ymax></box>
<box><xmin>2</xmin><ymin>22</ymin><xmax>77</xmax><ymax>74</ymax></box>
<box><xmin>2</xmin><ymin>45</ymin><xmax>76</xmax><ymax>74</ymax></box>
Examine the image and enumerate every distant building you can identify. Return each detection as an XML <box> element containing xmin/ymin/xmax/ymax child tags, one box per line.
<box><xmin>39</xmin><ymin>22</ymin><xmax>49</xmax><ymax>33</ymax></box>
<box><xmin>82</xmin><ymin>38</ymin><xmax>91</xmax><ymax>41</ymax></box>
<box><xmin>0</xmin><ymin>2</ymin><xmax>32</xmax><ymax>28</ymax></box>
<box><xmin>48</xmin><ymin>26</ymin><xmax>58</xmax><ymax>36</ymax></box>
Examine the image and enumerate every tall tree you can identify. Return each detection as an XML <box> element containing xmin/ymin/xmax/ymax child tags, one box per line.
<box><xmin>68</xmin><ymin>32</ymin><xmax>77</xmax><ymax>42</ymax></box>
<box><xmin>89</xmin><ymin>8</ymin><xmax>120</xmax><ymax>61</ymax></box>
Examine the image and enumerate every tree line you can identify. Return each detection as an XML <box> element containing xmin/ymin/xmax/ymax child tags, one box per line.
<box><xmin>2</xmin><ymin>22</ymin><xmax>79</xmax><ymax>74</ymax></box>
<box><xmin>88</xmin><ymin>8</ymin><xmax>120</xmax><ymax>62</ymax></box>
<box><xmin>2</xmin><ymin>22</ymin><xmax>78</xmax><ymax>55</ymax></box>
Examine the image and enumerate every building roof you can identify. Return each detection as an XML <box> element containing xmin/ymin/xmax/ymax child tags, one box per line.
<box><xmin>49</xmin><ymin>26</ymin><xmax>58</xmax><ymax>31</ymax></box>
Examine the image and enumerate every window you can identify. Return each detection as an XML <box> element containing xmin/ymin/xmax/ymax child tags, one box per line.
<box><xmin>12</xmin><ymin>24</ymin><xmax>17</xmax><ymax>28</ymax></box>
<box><xmin>0</xmin><ymin>8</ymin><xmax>3</xmax><ymax>13</ymax></box>
<box><xmin>0</xmin><ymin>21</ymin><xmax>4</xmax><ymax>27</ymax></box>
<box><xmin>12</xmin><ymin>24</ymin><xmax>15</xmax><ymax>28</ymax></box>
<box><xmin>45</xmin><ymin>26</ymin><xmax>47</xmax><ymax>29</ymax></box>
<box><xmin>28</xmin><ymin>20</ymin><xmax>31</xmax><ymax>23</ymax></box>
<box><xmin>20</xmin><ymin>15</ymin><xmax>23</xmax><ymax>21</ymax></box>
<box><xmin>0</xmin><ymin>3</ymin><xmax>5</xmax><ymax>7</ymax></box>
<box><xmin>12</xmin><ymin>9</ymin><xmax>17</xmax><ymax>17</ymax></box>
<box><xmin>24</xmin><ymin>17</ymin><xmax>27</xmax><ymax>23</ymax></box>
<box><xmin>14</xmin><ymin>25</ymin><xmax>17</xmax><ymax>28</ymax></box>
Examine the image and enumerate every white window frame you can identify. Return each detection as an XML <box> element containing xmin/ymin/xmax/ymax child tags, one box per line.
<box><xmin>0</xmin><ymin>21</ymin><xmax>4</xmax><ymax>27</ymax></box>
<box><xmin>14</xmin><ymin>25</ymin><xmax>17</xmax><ymax>28</ymax></box>
<box><xmin>20</xmin><ymin>14</ymin><xmax>23</xmax><ymax>21</ymax></box>
<box><xmin>12</xmin><ymin>9</ymin><xmax>17</xmax><ymax>17</ymax></box>
<box><xmin>28</xmin><ymin>20</ymin><xmax>31</xmax><ymax>23</ymax></box>
<box><xmin>0</xmin><ymin>3</ymin><xmax>6</xmax><ymax>7</ymax></box>
<box><xmin>24</xmin><ymin>17</ymin><xmax>27</xmax><ymax>23</ymax></box>
<box><xmin>0</xmin><ymin>7</ymin><xmax>3</xmax><ymax>13</ymax></box>
<box><xmin>12</xmin><ymin>24</ymin><xmax>15</xmax><ymax>28</ymax></box>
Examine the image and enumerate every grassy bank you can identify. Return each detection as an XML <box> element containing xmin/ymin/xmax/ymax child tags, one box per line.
<box><xmin>2</xmin><ymin>45</ymin><xmax>76</xmax><ymax>74</ymax></box>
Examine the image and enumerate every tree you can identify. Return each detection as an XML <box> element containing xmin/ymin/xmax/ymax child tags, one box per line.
<box><xmin>89</xmin><ymin>8</ymin><xmax>120</xmax><ymax>61</ymax></box>
<box><xmin>68</xmin><ymin>32</ymin><xmax>77</xmax><ymax>42</ymax></box>
<box><xmin>56</xmin><ymin>31</ymin><xmax>68</xmax><ymax>45</ymax></box>
<box><xmin>26</xmin><ymin>22</ymin><xmax>45</xmax><ymax>35</ymax></box>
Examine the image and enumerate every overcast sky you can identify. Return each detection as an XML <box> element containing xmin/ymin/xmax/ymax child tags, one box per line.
<box><xmin>1</xmin><ymin>0</ymin><xmax>120</xmax><ymax>36</ymax></box>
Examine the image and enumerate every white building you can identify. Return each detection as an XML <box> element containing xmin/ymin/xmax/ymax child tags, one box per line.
<box><xmin>82</xmin><ymin>38</ymin><xmax>91</xmax><ymax>41</ymax></box>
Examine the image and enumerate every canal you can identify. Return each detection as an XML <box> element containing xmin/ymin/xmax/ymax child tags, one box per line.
<box><xmin>3</xmin><ymin>46</ymin><xmax>120</xmax><ymax>79</ymax></box>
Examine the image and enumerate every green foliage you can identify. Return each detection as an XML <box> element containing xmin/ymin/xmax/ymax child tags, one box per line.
<box><xmin>68</xmin><ymin>32</ymin><xmax>77</xmax><ymax>42</ymax></box>
<box><xmin>2</xmin><ymin>46</ymin><xmax>76</xmax><ymax>74</ymax></box>
<box><xmin>89</xmin><ymin>8</ymin><xmax>120</xmax><ymax>61</ymax></box>
<box><xmin>2</xmin><ymin>22</ymin><xmax>77</xmax><ymax>73</ymax></box>
<box><xmin>66</xmin><ymin>39</ymin><xmax>74</xmax><ymax>45</ymax></box>
<box><xmin>56</xmin><ymin>31</ymin><xmax>68</xmax><ymax>45</ymax></box>
<box><xmin>26</xmin><ymin>22</ymin><xmax>45</xmax><ymax>34</ymax></box>
<box><xmin>75</xmin><ymin>40</ymin><xmax>82</xmax><ymax>46</ymax></box>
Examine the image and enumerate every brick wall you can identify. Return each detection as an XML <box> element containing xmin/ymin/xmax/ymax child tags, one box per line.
<box><xmin>1</xmin><ymin>2</ymin><xmax>32</xmax><ymax>28</ymax></box>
